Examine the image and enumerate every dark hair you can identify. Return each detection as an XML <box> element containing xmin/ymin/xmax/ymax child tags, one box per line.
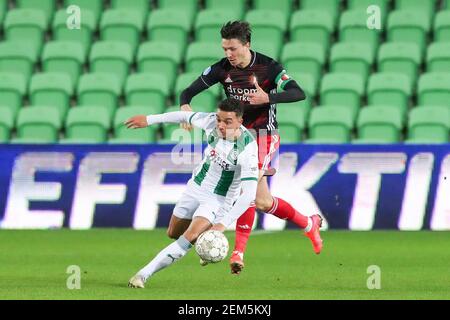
<box><xmin>218</xmin><ymin>98</ymin><xmax>244</xmax><ymax>118</ymax></box>
<box><xmin>220</xmin><ymin>21</ymin><xmax>251</xmax><ymax>44</ymax></box>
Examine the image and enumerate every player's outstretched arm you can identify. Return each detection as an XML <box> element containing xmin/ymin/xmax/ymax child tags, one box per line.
<box><xmin>124</xmin><ymin>111</ymin><xmax>195</xmax><ymax>129</ymax></box>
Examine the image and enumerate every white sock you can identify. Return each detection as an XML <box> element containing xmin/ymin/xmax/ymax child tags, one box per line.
<box><xmin>304</xmin><ymin>217</ymin><xmax>313</xmax><ymax>232</ymax></box>
<box><xmin>138</xmin><ymin>235</ymin><xmax>192</xmax><ymax>282</ymax></box>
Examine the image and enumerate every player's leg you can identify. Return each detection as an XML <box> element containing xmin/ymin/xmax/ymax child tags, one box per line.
<box><xmin>255</xmin><ymin>168</ymin><xmax>323</xmax><ymax>254</ymax></box>
<box><xmin>229</xmin><ymin>132</ymin><xmax>276</xmax><ymax>274</ymax></box>
<box><xmin>128</xmin><ymin>187</ymin><xmax>200</xmax><ymax>288</ymax></box>
<box><xmin>129</xmin><ymin>216</ymin><xmax>210</xmax><ymax>288</ymax></box>
<box><xmin>167</xmin><ymin>215</ymin><xmax>191</xmax><ymax>239</ymax></box>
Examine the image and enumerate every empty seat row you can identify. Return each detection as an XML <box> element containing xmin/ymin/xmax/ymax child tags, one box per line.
<box><xmin>276</xmin><ymin>104</ymin><xmax>450</xmax><ymax>144</ymax></box>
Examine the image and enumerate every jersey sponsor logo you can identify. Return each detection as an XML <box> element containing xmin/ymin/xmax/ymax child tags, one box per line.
<box><xmin>208</xmin><ymin>149</ymin><xmax>231</xmax><ymax>171</ymax></box>
<box><xmin>225</xmin><ymin>74</ymin><xmax>233</xmax><ymax>83</ymax></box>
<box><xmin>202</xmin><ymin>66</ymin><xmax>212</xmax><ymax>76</ymax></box>
<box><xmin>225</xmin><ymin>84</ymin><xmax>257</xmax><ymax>102</ymax></box>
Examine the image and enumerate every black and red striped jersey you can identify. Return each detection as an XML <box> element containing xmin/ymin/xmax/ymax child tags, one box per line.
<box><xmin>199</xmin><ymin>50</ymin><xmax>293</xmax><ymax>134</ymax></box>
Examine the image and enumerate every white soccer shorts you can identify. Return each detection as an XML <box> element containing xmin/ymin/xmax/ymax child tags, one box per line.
<box><xmin>173</xmin><ymin>181</ymin><xmax>234</xmax><ymax>224</ymax></box>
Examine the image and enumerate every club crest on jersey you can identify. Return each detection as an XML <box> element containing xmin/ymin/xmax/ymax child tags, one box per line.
<box><xmin>227</xmin><ymin>149</ymin><xmax>238</xmax><ymax>164</ymax></box>
<box><xmin>225</xmin><ymin>74</ymin><xmax>232</xmax><ymax>83</ymax></box>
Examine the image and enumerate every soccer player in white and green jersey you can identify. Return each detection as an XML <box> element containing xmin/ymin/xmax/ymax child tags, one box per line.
<box><xmin>124</xmin><ymin>99</ymin><xmax>259</xmax><ymax>288</ymax></box>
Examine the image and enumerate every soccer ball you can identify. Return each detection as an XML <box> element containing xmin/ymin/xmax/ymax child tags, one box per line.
<box><xmin>195</xmin><ymin>230</ymin><xmax>229</xmax><ymax>263</ymax></box>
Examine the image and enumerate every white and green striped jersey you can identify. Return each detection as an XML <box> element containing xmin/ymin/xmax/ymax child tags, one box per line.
<box><xmin>188</xmin><ymin>112</ymin><xmax>259</xmax><ymax>199</ymax></box>
<box><xmin>147</xmin><ymin>111</ymin><xmax>259</xmax><ymax>199</ymax></box>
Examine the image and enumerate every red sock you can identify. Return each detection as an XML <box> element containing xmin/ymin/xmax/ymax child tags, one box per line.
<box><xmin>268</xmin><ymin>197</ymin><xmax>308</xmax><ymax>229</ymax></box>
<box><xmin>233</xmin><ymin>206</ymin><xmax>256</xmax><ymax>254</ymax></box>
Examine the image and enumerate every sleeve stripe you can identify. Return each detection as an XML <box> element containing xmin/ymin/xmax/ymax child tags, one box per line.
<box><xmin>241</xmin><ymin>177</ymin><xmax>258</xmax><ymax>181</ymax></box>
<box><xmin>200</xmin><ymin>76</ymin><xmax>211</xmax><ymax>87</ymax></box>
<box><xmin>188</xmin><ymin>112</ymin><xmax>198</xmax><ymax>125</ymax></box>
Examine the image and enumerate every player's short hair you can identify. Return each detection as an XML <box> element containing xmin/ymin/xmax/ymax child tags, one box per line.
<box><xmin>220</xmin><ymin>21</ymin><xmax>251</xmax><ymax>44</ymax></box>
<box><xmin>218</xmin><ymin>98</ymin><xmax>244</xmax><ymax>118</ymax></box>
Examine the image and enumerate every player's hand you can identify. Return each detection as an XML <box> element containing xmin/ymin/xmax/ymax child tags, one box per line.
<box><xmin>124</xmin><ymin>115</ymin><xmax>148</xmax><ymax>129</ymax></box>
<box><xmin>210</xmin><ymin>224</ymin><xmax>226</xmax><ymax>232</ymax></box>
<box><xmin>180</xmin><ymin>104</ymin><xmax>193</xmax><ymax>131</ymax></box>
<box><xmin>246</xmin><ymin>80</ymin><xmax>269</xmax><ymax>105</ymax></box>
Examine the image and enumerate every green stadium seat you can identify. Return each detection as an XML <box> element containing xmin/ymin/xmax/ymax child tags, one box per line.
<box><xmin>320</xmin><ymin>73</ymin><xmax>365</xmax><ymax>120</ymax></box>
<box><xmin>137</xmin><ymin>41</ymin><xmax>182</xmax><ymax>90</ymax></box>
<box><xmin>426</xmin><ymin>42</ymin><xmax>450</xmax><ymax>73</ymax></box>
<box><xmin>195</xmin><ymin>10</ymin><xmax>242</xmax><ymax>43</ymax></box>
<box><xmin>307</xmin><ymin>106</ymin><xmax>354</xmax><ymax>143</ymax></box>
<box><xmin>356</xmin><ymin>105</ymin><xmax>403</xmax><ymax>143</ymax></box>
<box><xmin>329</xmin><ymin>42</ymin><xmax>375</xmax><ymax>83</ymax></box>
<box><xmin>175</xmin><ymin>72</ymin><xmax>220</xmax><ymax>112</ymax></box>
<box><xmin>339</xmin><ymin>9</ymin><xmax>381</xmax><ymax>56</ymax></box>
<box><xmin>434</xmin><ymin>11</ymin><xmax>450</xmax><ymax>42</ymax></box>
<box><xmin>147</xmin><ymin>9</ymin><xmax>191</xmax><ymax>55</ymax></box>
<box><xmin>418</xmin><ymin>73</ymin><xmax>450</xmax><ymax>108</ymax></box>
<box><xmin>367</xmin><ymin>73</ymin><xmax>412</xmax><ymax>119</ymax></box>
<box><xmin>89</xmin><ymin>41</ymin><xmax>133</xmax><ymax>87</ymax></box>
<box><xmin>300</xmin><ymin>0</ymin><xmax>340</xmax><ymax>26</ymax></box>
<box><xmin>52</xmin><ymin>9</ymin><xmax>96</xmax><ymax>58</ymax></box>
<box><xmin>110</xmin><ymin>0</ymin><xmax>150</xmax><ymax>21</ymax></box>
<box><xmin>0</xmin><ymin>106</ymin><xmax>14</xmax><ymax>143</ymax></box>
<box><xmin>100</xmin><ymin>9</ymin><xmax>145</xmax><ymax>54</ymax></box>
<box><xmin>0</xmin><ymin>41</ymin><xmax>37</xmax><ymax>81</ymax></box>
<box><xmin>204</xmin><ymin>0</ymin><xmax>245</xmax><ymax>19</ymax></box>
<box><xmin>347</xmin><ymin>0</ymin><xmax>389</xmax><ymax>21</ymax></box>
<box><xmin>14</xmin><ymin>106</ymin><xmax>62</xmax><ymax>143</ymax></box>
<box><xmin>290</xmin><ymin>72</ymin><xmax>317</xmax><ymax>99</ymax></box>
<box><xmin>64</xmin><ymin>0</ymin><xmax>103</xmax><ymax>22</ymax></box>
<box><xmin>253</xmin><ymin>0</ymin><xmax>293</xmax><ymax>22</ymax></box>
<box><xmin>29</xmin><ymin>72</ymin><xmax>73</xmax><ymax>121</ymax></box>
<box><xmin>16</xmin><ymin>0</ymin><xmax>56</xmax><ymax>25</ymax></box>
<box><xmin>77</xmin><ymin>73</ymin><xmax>121</xmax><ymax>116</ymax></box>
<box><xmin>161</xmin><ymin>107</ymin><xmax>204</xmax><ymax>144</ymax></box>
<box><xmin>387</xmin><ymin>10</ymin><xmax>431</xmax><ymax>54</ymax></box>
<box><xmin>41</xmin><ymin>41</ymin><xmax>85</xmax><ymax>85</ymax></box>
<box><xmin>281</xmin><ymin>42</ymin><xmax>325</xmax><ymax>87</ymax></box>
<box><xmin>289</xmin><ymin>10</ymin><xmax>333</xmax><ymax>53</ymax></box>
<box><xmin>185</xmin><ymin>42</ymin><xmax>224</xmax><ymax>74</ymax></box>
<box><xmin>406</xmin><ymin>106</ymin><xmax>450</xmax><ymax>144</ymax></box>
<box><xmin>276</xmin><ymin>103</ymin><xmax>307</xmax><ymax>143</ymax></box>
<box><xmin>252</xmin><ymin>41</ymin><xmax>282</xmax><ymax>60</ymax></box>
<box><xmin>110</xmin><ymin>106</ymin><xmax>158</xmax><ymax>144</ymax></box>
<box><xmin>0</xmin><ymin>72</ymin><xmax>27</xmax><ymax>120</ymax></box>
<box><xmin>125</xmin><ymin>73</ymin><xmax>170</xmax><ymax>114</ymax></box>
<box><xmin>245</xmin><ymin>10</ymin><xmax>287</xmax><ymax>59</ymax></box>
<box><xmin>288</xmin><ymin>73</ymin><xmax>316</xmax><ymax>110</ymax></box>
<box><xmin>63</xmin><ymin>106</ymin><xmax>111</xmax><ymax>143</ymax></box>
<box><xmin>158</xmin><ymin>0</ymin><xmax>198</xmax><ymax>24</ymax></box>
<box><xmin>395</xmin><ymin>0</ymin><xmax>437</xmax><ymax>20</ymax></box>
<box><xmin>377</xmin><ymin>42</ymin><xmax>422</xmax><ymax>87</ymax></box>
<box><xmin>4</xmin><ymin>9</ymin><xmax>47</xmax><ymax>55</ymax></box>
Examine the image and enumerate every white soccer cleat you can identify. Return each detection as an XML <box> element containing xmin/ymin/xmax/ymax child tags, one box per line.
<box><xmin>128</xmin><ymin>274</ymin><xmax>145</xmax><ymax>289</ymax></box>
<box><xmin>199</xmin><ymin>258</ymin><xmax>209</xmax><ymax>266</ymax></box>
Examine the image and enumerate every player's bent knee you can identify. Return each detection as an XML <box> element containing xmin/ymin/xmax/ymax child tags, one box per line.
<box><xmin>166</xmin><ymin>227</ymin><xmax>181</xmax><ymax>239</ymax></box>
<box><xmin>255</xmin><ymin>197</ymin><xmax>273</xmax><ymax>212</ymax></box>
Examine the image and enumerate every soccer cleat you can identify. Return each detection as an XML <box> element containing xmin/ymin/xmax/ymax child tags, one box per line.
<box><xmin>199</xmin><ymin>258</ymin><xmax>208</xmax><ymax>266</ymax></box>
<box><xmin>229</xmin><ymin>251</ymin><xmax>244</xmax><ymax>275</ymax></box>
<box><xmin>304</xmin><ymin>214</ymin><xmax>323</xmax><ymax>254</ymax></box>
<box><xmin>128</xmin><ymin>274</ymin><xmax>145</xmax><ymax>289</ymax></box>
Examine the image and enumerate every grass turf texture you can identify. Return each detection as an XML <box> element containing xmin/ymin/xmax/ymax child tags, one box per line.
<box><xmin>0</xmin><ymin>229</ymin><xmax>449</xmax><ymax>300</ymax></box>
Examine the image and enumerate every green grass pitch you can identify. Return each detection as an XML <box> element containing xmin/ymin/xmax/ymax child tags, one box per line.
<box><xmin>0</xmin><ymin>229</ymin><xmax>449</xmax><ymax>300</ymax></box>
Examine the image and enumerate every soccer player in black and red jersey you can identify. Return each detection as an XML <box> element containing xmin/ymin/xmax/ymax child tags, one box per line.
<box><xmin>180</xmin><ymin>21</ymin><xmax>323</xmax><ymax>274</ymax></box>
